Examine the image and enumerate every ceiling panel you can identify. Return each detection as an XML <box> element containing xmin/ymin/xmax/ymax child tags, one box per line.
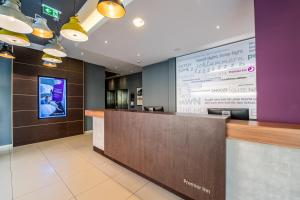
<box><xmin>78</xmin><ymin>0</ymin><xmax>255</xmax><ymax>67</ymax></box>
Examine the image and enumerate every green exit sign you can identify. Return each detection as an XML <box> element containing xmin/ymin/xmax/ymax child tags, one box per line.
<box><xmin>42</xmin><ymin>4</ymin><xmax>62</xmax><ymax>20</ymax></box>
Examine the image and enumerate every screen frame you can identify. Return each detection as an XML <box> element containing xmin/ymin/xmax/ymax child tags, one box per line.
<box><xmin>38</xmin><ymin>75</ymin><xmax>68</xmax><ymax>119</ymax></box>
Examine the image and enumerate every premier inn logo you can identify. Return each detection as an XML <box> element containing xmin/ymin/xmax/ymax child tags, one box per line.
<box><xmin>183</xmin><ymin>179</ymin><xmax>211</xmax><ymax>195</ymax></box>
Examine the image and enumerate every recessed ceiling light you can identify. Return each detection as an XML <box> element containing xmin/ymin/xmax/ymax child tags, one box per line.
<box><xmin>216</xmin><ymin>25</ymin><xmax>221</xmax><ymax>29</ymax></box>
<box><xmin>81</xmin><ymin>52</ymin><xmax>84</xmax><ymax>56</ymax></box>
<box><xmin>104</xmin><ymin>40</ymin><xmax>108</xmax><ymax>44</ymax></box>
<box><xmin>137</xmin><ymin>53</ymin><xmax>140</xmax><ymax>57</ymax></box>
<box><xmin>133</xmin><ymin>18</ymin><xmax>145</xmax><ymax>28</ymax></box>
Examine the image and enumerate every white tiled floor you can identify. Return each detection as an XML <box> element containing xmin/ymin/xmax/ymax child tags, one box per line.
<box><xmin>0</xmin><ymin>134</ymin><xmax>183</xmax><ymax>200</ymax></box>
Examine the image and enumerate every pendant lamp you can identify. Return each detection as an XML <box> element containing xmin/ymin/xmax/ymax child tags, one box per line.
<box><xmin>0</xmin><ymin>29</ymin><xmax>30</xmax><ymax>47</ymax></box>
<box><xmin>32</xmin><ymin>15</ymin><xmax>53</xmax><ymax>39</ymax></box>
<box><xmin>0</xmin><ymin>43</ymin><xmax>15</xmax><ymax>59</ymax></box>
<box><xmin>0</xmin><ymin>0</ymin><xmax>33</xmax><ymax>34</ymax></box>
<box><xmin>60</xmin><ymin>0</ymin><xmax>88</xmax><ymax>42</ymax></box>
<box><xmin>60</xmin><ymin>16</ymin><xmax>88</xmax><ymax>42</ymax></box>
<box><xmin>42</xmin><ymin>53</ymin><xmax>62</xmax><ymax>63</ymax></box>
<box><xmin>97</xmin><ymin>0</ymin><xmax>126</xmax><ymax>19</ymax></box>
<box><xmin>43</xmin><ymin>37</ymin><xmax>67</xmax><ymax>57</ymax></box>
<box><xmin>43</xmin><ymin>61</ymin><xmax>57</xmax><ymax>68</ymax></box>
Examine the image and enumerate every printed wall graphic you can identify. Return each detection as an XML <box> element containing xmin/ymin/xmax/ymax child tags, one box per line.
<box><xmin>176</xmin><ymin>38</ymin><xmax>257</xmax><ymax>119</ymax></box>
<box><xmin>39</xmin><ymin>76</ymin><xmax>67</xmax><ymax>119</ymax></box>
<box><xmin>137</xmin><ymin>88</ymin><xmax>143</xmax><ymax>106</ymax></box>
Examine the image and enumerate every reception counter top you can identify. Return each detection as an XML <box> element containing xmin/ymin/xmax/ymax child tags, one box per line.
<box><xmin>227</xmin><ymin>120</ymin><xmax>300</xmax><ymax>148</ymax></box>
<box><xmin>85</xmin><ymin>109</ymin><xmax>300</xmax><ymax>149</ymax></box>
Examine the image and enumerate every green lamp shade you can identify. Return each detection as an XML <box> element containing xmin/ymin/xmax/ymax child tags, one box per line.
<box><xmin>0</xmin><ymin>0</ymin><xmax>33</xmax><ymax>34</ymax></box>
<box><xmin>32</xmin><ymin>16</ymin><xmax>53</xmax><ymax>39</ymax></box>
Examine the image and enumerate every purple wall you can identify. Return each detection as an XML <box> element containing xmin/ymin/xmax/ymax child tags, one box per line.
<box><xmin>255</xmin><ymin>0</ymin><xmax>300</xmax><ymax>124</ymax></box>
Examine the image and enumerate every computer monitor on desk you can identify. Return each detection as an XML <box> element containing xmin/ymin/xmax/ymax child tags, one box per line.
<box><xmin>144</xmin><ymin>106</ymin><xmax>164</xmax><ymax>112</ymax></box>
<box><xmin>208</xmin><ymin>108</ymin><xmax>249</xmax><ymax>120</ymax></box>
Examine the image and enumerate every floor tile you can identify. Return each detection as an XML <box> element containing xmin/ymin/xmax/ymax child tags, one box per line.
<box><xmin>113</xmin><ymin>168</ymin><xmax>149</xmax><ymax>193</ymax></box>
<box><xmin>0</xmin><ymin>168</ymin><xmax>12</xmax><ymax>200</ymax></box>
<box><xmin>12</xmin><ymin>164</ymin><xmax>60</xmax><ymax>198</ymax></box>
<box><xmin>63</xmin><ymin>166</ymin><xmax>110</xmax><ymax>195</ymax></box>
<box><xmin>127</xmin><ymin>195</ymin><xmax>141</xmax><ymax>200</ymax></box>
<box><xmin>76</xmin><ymin>179</ymin><xmax>132</xmax><ymax>200</ymax></box>
<box><xmin>135</xmin><ymin>183</ymin><xmax>183</xmax><ymax>200</ymax></box>
<box><xmin>0</xmin><ymin>150</ymin><xmax>10</xmax><ymax>172</ymax></box>
<box><xmin>47</xmin><ymin>153</ymin><xmax>94</xmax><ymax>179</ymax></box>
<box><xmin>15</xmin><ymin>181</ymin><xmax>73</xmax><ymax>200</ymax></box>
<box><xmin>96</xmin><ymin>161</ymin><xmax>126</xmax><ymax>178</ymax></box>
<box><xmin>7</xmin><ymin>135</ymin><xmax>183</xmax><ymax>200</ymax></box>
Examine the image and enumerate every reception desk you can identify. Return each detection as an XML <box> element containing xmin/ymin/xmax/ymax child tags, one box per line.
<box><xmin>85</xmin><ymin>109</ymin><xmax>300</xmax><ymax>200</ymax></box>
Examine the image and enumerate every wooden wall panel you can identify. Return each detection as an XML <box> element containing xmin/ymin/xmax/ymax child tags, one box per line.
<box><xmin>13</xmin><ymin>46</ymin><xmax>84</xmax><ymax>146</ymax></box>
<box><xmin>104</xmin><ymin>110</ymin><xmax>227</xmax><ymax>200</ymax></box>
<box><xmin>13</xmin><ymin>62</ymin><xmax>83</xmax><ymax>84</ymax></box>
<box><xmin>13</xmin><ymin>95</ymin><xmax>83</xmax><ymax>110</ymax></box>
<box><xmin>13</xmin><ymin>109</ymin><xmax>83</xmax><ymax>127</ymax></box>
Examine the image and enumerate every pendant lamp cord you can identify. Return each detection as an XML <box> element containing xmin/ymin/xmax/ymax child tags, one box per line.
<box><xmin>55</xmin><ymin>18</ymin><xmax>60</xmax><ymax>39</ymax></box>
<box><xmin>73</xmin><ymin>0</ymin><xmax>76</xmax><ymax>16</ymax></box>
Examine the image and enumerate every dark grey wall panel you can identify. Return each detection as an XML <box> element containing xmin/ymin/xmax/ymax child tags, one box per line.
<box><xmin>84</xmin><ymin>63</ymin><xmax>106</xmax><ymax>131</ymax></box>
<box><xmin>0</xmin><ymin>59</ymin><xmax>12</xmax><ymax>146</ymax></box>
<box><xmin>142</xmin><ymin>59</ymin><xmax>176</xmax><ymax>112</ymax></box>
<box><xmin>125</xmin><ymin>73</ymin><xmax>142</xmax><ymax>109</ymax></box>
<box><xmin>168</xmin><ymin>58</ymin><xmax>176</xmax><ymax>112</ymax></box>
<box><xmin>106</xmin><ymin>72</ymin><xmax>142</xmax><ymax>109</ymax></box>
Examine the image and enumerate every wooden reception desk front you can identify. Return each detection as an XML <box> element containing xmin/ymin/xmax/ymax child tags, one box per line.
<box><xmin>85</xmin><ymin>109</ymin><xmax>300</xmax><ymax>200</ymax></box>
<box><xmin>86</xmin><ymin>109</ymin><xmax>227</xmax><ymax>200</ymax></box>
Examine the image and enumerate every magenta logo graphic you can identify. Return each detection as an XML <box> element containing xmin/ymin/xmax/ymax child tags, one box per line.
<box><xmin>248</xmin><ymin>66</ymin><xmax>255</xmax><ymax>72</ymax></box>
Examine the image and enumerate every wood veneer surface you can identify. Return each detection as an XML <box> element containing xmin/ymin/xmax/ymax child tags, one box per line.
<box><xmin>227</xmin><ymin>120</ymin><xmax>300</xmax><ymax>148</ymax></box>
<box><xmin>13</xmin><ymin>46</ymin><xmax>84</xmax><ymax>146</ymax></box>
<box><xmin>104</xmin><ymin>110</ymin><xmax>227</xmax><ymax>200</ymax></box>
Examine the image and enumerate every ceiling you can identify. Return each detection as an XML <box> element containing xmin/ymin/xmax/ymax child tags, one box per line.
<box><xmin>19</xmin><ymin>0</ymin><xmax>255</xmax><ymax>75</ymax></box>
<box><xmin>70</xmin><ymin>0</ymin><xmax>255</xmax><ymax>74</ymax></box>
<box><xmin>20</xmin><ymin>0</ymin><xmax>87</xmax><ymax>45</ymax></box>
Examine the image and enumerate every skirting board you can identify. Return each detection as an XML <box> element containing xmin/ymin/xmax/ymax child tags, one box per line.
<box><xmin>0</xmin><ymin>144</ymin><xmax>13</xmax><ymax>151</ymax></box>
<box><xmin>84</xmin><ymin>130</ymin><xmax>93</xmax><ymax>135</ymax></box>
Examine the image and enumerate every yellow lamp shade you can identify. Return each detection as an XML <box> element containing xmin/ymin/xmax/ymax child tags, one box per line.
<box><xmin>32</xmin><ymin>16</ymin><xmax>53</xmax><ymax>39</ymax></box>
<box><xmin>0</xmin><ymin>29</ymin><xmax>30</xmax><ymax>47</ymax></box>
<box><xmin>42</xmin><ymin>53</ymin><xmax>62</xmax><ymax>64</ymax></box>
<box><xmin>97</xmin><ymin>0</ymin><xmax>126</xmax><ymax>19</ymax></box>
<box><xmin>60</xmin><ymin>16</ymin><xmax>88</xmax><ymax>42</ymax></box>
<box><xmin>43</xmin><ymin>61</ymin><xmax>57</xmax><ymax>68</ymax></box>
<box><xmin>0</xmin><ymin>43</ymin><xmax>15</xmax><ymax>59</ymax></box>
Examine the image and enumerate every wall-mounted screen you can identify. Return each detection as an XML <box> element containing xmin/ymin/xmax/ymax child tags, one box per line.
<box><xmin>38</xmin><ymin>76</ymin><xmax>67</xmax><ymax>119</ymax></box>
<box><xmin>176</xmin><ymin>38</ymin><xmax>257</xmax><ymax>119</ymax></box>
